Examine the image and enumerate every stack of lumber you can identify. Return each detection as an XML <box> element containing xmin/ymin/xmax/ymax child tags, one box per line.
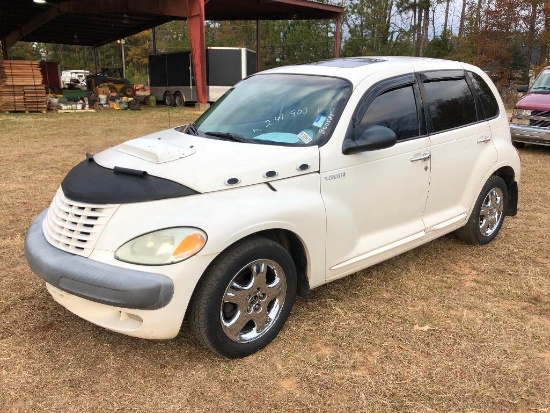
<box><xmin>0</xmin><ymin>60</ymin><xmax>47</xmax><ymax>112</ymax></box>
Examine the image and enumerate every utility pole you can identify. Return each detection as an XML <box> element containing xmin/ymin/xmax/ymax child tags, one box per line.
<box><xmin>117</xmin><ymin>39</ymin><xmax>126</xmax><ymax>78</ymax></box>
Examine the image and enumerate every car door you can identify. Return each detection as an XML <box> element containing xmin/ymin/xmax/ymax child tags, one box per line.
<box><xmin>418</xmin><ymin>70</ymin><xmax>498</xmax><ymax>230</ymax></box>
<box><xmin>320</xmin><ymin>73</ymin><xmax>431</xmax><ymax>280</ymax></box>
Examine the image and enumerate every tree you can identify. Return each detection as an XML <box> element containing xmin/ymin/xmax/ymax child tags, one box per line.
<box><xmin>465</xmin><ymin>0</ymin><xmax>526</xmax><ymax>86</ymax></box>
<box><xmin>342</xmin><ymin>0</ymin><xmax>395</xmax><ymax>56</ymax></box>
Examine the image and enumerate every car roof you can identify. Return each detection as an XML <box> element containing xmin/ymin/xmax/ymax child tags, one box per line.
<box><xmin>261</xmin><ymin>56</ymin><xmax>467</xmax><ymax>87</ymax></box>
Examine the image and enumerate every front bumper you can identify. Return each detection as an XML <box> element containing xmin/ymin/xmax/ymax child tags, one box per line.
<box><xmin>25</xmin><ymin>210</ymin><xmax>174</xmax><ymax>310</ymax></box>
<box><xmin>510</xmin><ymin>124</ymin><xmax>550</xmax><ymax>146</ymax></box>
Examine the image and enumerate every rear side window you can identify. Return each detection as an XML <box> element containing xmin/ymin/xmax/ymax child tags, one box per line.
<box><xmin>423</xmin><ymin>79</ymin><xmax>477</xmax><ymax>133</ymax></box>
<box><xmin>468</xmin><ymin>71</ymin><xmax>499</xmax><ymax>119</ymax></box>
<box><xmin>357</xmin><ymin>86</ymin><xmax>420</xmax><ymax>141</ymax></box>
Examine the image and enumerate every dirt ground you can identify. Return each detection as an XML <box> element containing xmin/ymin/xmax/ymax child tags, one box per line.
<box><xmin>0</xmin><ymin>107</ymin><xmax>549</xmax><ymax>412</ymax></box>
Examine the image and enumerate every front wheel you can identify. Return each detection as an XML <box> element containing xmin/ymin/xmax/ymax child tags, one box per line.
<box><xmin>123</xmin><ymin>86</ymin><xmax>134</xmax><ymax>97</ymax></box>
<box><xmin>189</xmin><ymin>237</ymin><xmax>297</xmax><ymax>358</ymax></box>
<box><xmin>163</xmin><ymin>92</ymin><xmax>174</xmax><ymax>107</ymax></box>
<box><xmin>456</xmin><ymin>175</ymin><xmax>508</xmax><ymax>245</ymax></box>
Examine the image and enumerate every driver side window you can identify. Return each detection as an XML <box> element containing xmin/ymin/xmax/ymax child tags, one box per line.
<box><xmin>357</xmin><ymin>86</ymin><xmax>420</xmax><ymax>142</ymax></box>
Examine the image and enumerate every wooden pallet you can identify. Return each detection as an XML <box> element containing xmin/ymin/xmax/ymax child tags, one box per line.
<box><xmin>0</xmin><ymin>60</ymin><xmax>47</xmax><ymax>112</ymax></box>
<box><xmin>55</xmin><ymin>109</ymin><xmax>96</xmax><ymax>113</ymax></box>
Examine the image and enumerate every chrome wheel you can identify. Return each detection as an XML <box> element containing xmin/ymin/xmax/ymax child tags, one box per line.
<box><xmin>479</xmin><ymin>187</ymin><xmax>504</xmax><ymax>236</ymax></box>
<box><xmin>221</xmin><ymin>259</ymin><xmax>287</xmax><ymax>343</ymax></box>
<box><xmin>190</xmin><ymin>236</ymin><xmax>297</xmax><ymax>358</ymax></box>
<box><xmin>456</xmin><ymin>175</ymin><xmax>508</xmax><ymax>245</ymax></box>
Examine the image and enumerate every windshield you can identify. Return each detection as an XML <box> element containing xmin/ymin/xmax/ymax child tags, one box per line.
<box><xmin>193</xmin><ymin>74</ymin><xmax>351</xmax><ymax>146</ymax></box>
<box><xmin>530</xmin><ymin>69</ymin><xmax>550</xmax><ymax>93</ymax></box>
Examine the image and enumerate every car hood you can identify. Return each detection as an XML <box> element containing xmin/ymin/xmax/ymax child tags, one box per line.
<box><xmin>515</xmin><ymin>92</ymin><xmax>550</xmax><ymax>111</ymax></box>
<box><xmin>93</xmin><ymin>128</ymin><xmax>320</xmax><ymax>193</ymax></box>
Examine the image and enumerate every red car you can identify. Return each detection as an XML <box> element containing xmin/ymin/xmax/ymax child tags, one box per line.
<box><xmin>510</xmin><ymin>66</ymin><xmax>550</xmax><ymax>147</ymax></box>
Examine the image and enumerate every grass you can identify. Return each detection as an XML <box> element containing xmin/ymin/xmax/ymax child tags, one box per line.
<box><xmin>0</xmin><ymin>107</ymin><xmax>549</xmax><ymax>412</ymax></box>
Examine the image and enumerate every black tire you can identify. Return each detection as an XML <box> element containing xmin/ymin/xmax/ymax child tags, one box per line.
<box><xmin>456</xmin><ymin>175</ymin><xmax>508</xmax><ymax>245</ymax></box>
<box><xmin>164</xmin><ymin>92</ymin><xmax>174</xmax><ymax>107</ymax></box>
<box><xmin>123</xmin><ymin>86</ymin><xmax>134</xmax><ymax>97</ymax></box>
<box><xmin>189</xmin><ymin>237</ymin><xmax>297</xmax><ymax>358</ymax></box>
<box><xmin>174</xmin><ymin>92</ymin><xmax>184</xmax><ymax>107</ymax></box>
<box><xmin>512</xmin><ymin>141</ymin><xmax>525</xmax><ymax>148</ymax></box>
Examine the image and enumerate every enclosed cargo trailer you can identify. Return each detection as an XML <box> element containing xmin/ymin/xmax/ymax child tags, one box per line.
<box><xmin>149</xmin><ymin>47</ymin><xmax>256</xmax><ymax>105</ymax></box>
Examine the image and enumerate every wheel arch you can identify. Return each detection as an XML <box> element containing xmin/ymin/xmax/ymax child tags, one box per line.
<box><xmin>194</xmin><ymin>228</ymin><xmax>311</xmax><ymax>303</ymax></box>
<box><xmin>492</xmin><ymin>165</ymin><xmax>518</xmax><ymax>216</ymax></box>
<box><xmin>225</xmin><ymin>229</ymin><xmax>310</xmax><ymax>298</ymax></box>
<box><xmin>250</xmin><ymin>229</ymin><xmax>310</xmax><ymax>298</ymax></box>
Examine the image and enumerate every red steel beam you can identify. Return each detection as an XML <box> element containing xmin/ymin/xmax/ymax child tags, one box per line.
<box><xmin>186</xmin><ymin>0</ymin><xmax>208</xmax><ymax>104</ymax></box>
<box><xmin>260</xmin><ymin>0</ymin><xmax>343</xmax><ymax>17</ymax></box>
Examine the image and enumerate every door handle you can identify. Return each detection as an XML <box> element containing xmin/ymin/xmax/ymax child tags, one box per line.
<box><xmin>410</xmin><ymin>153</ymin><xmax>431</xmax><ymax>162</ymax></box>
<box><xmin>477</xmin><ymin>136</ymin><xmax>491</xmax><ymax>144</ymax></box>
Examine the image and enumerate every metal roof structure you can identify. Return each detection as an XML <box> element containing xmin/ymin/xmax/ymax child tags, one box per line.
<box><xmin>1</xmin><ymin>0</ymin><xmax>343</xmax><ymax>49</ymax></box>
<box><xmin>0</xmin><ymin>0</ymin><xmax>344</xmax><ymax>104</ymax></box>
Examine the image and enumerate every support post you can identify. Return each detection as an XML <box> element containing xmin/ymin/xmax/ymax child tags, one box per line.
<box><xmin>1</xmin><ymin>39</ymin><xmax>8</xmax><ymax>60</ymax></box>
<box><xmin>256</xmin><ymin>20</ymin><xmax>261</xmax><ymax>72</ymax></box>
<box><xmin>119</xmin><ymin>39</ymin><xmax>126</xmax><ymax>78</ymax></box>
<box><xmin>92</xmin><ymin>47</ymin><xmax>98</xmax><ymax>73</ymax></box>
<box><xmin>152</xmin><ymin>27</ymin><xmax>157</xmax><ymax>54</ymax></box>
<box><xmin>334</xmin><ymin>18</ymin><xmax>341</xmax><ymax>58</ymax></box>
<box><xmin>186</xmin><ymin>0</ymin><xmax>208</xmax><ymax>108</ymax></box>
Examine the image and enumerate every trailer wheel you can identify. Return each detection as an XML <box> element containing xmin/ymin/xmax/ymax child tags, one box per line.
<box><xmin>174</xmin><ymin>92</ymin><xmax>184</xmax><ymax>107</ymax></box>
<box><xmin>164</xmin><ymin>92</ymin><xmax>175</xmax><ymax>107</ymax></box>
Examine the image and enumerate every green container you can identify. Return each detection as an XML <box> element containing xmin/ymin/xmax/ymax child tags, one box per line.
<box><xmin>148</xmin><ymin>95</ymin><xmax>156</xmax><ymax>106</ymax></box>
<box><xmin>62</xmin><ymin>89</ymin><xmax>87</xmax><ymax>101</ymax></box>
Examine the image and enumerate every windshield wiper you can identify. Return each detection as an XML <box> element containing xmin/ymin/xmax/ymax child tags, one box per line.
<box><xmin>204</xmin><ymin>131</ymin><xmax>256</xmax><ymax>143</ymax></box>
<box><xmin>532</xmin><ymin>87</ymin><xmax>550</xmax><ymax>91</ymax></box>
<box><xmin>186</xmin><ymin>123</ymin><xmax>200</xmax><ymax>136</ymax></box>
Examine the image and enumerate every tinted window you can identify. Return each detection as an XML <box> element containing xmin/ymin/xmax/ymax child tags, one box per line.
<box><xmin>423</xmin><ymin>79</ymin><xmax>477</xmax><ymax>133</ymax></box>
<box><xmin>358</xmin><ymin>86</ymin><xmax>419</xmax><ymax>141</ymax></box>
<box><xmin>468</xmin><ymin>71</ymin><xmax>499</xmax><ymax>119</ymax></box>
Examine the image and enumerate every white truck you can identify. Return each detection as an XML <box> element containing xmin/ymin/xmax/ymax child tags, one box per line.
<box><xmin>61</xmin><ymin>69</ymin><xmax>90</xmax><ymax>89</ymax></box>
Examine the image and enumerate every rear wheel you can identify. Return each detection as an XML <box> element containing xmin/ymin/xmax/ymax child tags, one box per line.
<box><xmin>512</xmin><ymin>141</ymin><xmax>526</xmax><ymax>148</ymax></box>
<box><xmin>189</xmin><ymin>237</ymin><xmax>297</xmax><ymax>358</ymax></box>
<box><xmin>164</xmin><ymin>92</ymin><xmax>174</xmax><ymax>107</ymax></box>
<box><xmin>456</xmin><ymin>175</ymin><xmax>508</xmax><ymax>245</ymax></box>
<box><xmin>174</xmin><ymin>92</ymin><xmax>184</xmax><ymax>107</ymax></box>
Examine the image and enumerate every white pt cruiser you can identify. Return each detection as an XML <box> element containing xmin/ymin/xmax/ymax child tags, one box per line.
<box><xmin>26</xmin><ymin>57</ymin><xmax>521</xmax><ymax>358</ymax></box>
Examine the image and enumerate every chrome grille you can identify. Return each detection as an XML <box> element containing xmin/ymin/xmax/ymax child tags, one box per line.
<box><xmin>529</xmin><ymin>110</ymin><xmax>550</xmax><ymax>128</ymax></box>
<box><xmin>43</xmin><ymin>188</ymin><xmax>119</xmax><ymax>257</ymax></box>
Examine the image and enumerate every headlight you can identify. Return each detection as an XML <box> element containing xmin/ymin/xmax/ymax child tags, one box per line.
<box><xmin>513</xmin><ymin>109</ymin><xmax>532</xmax><ymax>116</ymax></box>
<box><xmin>511</xmin><ymin>117</ymin><xmax>530</xmax><ymax>125</ymax></box>
<box><xmin>115</xmin><ymin>227</ymin><xmax>207</xmax><ymax>265</ymax></box>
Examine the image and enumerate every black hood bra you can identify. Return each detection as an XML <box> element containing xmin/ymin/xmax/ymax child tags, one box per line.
<box><xmin>61</xmin><ymin>158</ymin><xmax>199</xmax><ymax>204</ymax></box>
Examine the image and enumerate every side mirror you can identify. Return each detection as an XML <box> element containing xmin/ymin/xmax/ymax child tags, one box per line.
<box><xmin>516</xmin><ymin>85</ymin><xmax>528</xmax><ymax>93</ymax></box>
<box><xmin>342</xmin><ymin>125</ymin><xmax>397</xmax><ymax>155</ymax></box>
